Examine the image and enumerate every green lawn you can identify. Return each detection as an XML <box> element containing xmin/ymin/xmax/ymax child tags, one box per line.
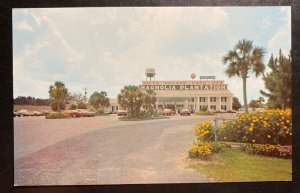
<box><xmin>189</xmin><ymin>149</ymin><xmax>292</xmax><ymax>182</ymax></box>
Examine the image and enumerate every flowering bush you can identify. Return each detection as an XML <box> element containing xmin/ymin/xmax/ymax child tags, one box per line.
<box><xmin>189</xmin><ymin>121</ymin><xmax>229</xmax><ymax>159</ymax></box>
<box><xmin>277</xmin><ymin>145</ymin><xmax>292</xmax><ymax>158</ymax></box>
<box><xmin>243</xmin><ymin>144</ymin><xmax>292</xmax><ymax>159</ymax></box>
<box><xmin>45</xmin><ymin>112</ymin><xmax>71</xmax><ymax>119</ymax></box>
<box><xmin>218</xmin><ymin>109</ymin><xmax>292</xmax><ymax>145</ymax></box>
<box><xmin>195</xmin><ymin>121</ymin><xmax>215</xmax><ymax>141</ymax></box>
<box><xmin>189</xmin><ymin>141</ymin><xmax>213</xmax><ymax>159</ymax></box>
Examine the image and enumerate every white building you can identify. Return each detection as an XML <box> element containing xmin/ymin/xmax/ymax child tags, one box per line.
<box><xmin>139</xmin><ymin>79</ymin><xmax>233</xmax><ymax>112</ymax></box>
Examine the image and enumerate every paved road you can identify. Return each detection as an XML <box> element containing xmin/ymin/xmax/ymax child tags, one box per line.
<box><xmin>14</xmin><ymin>115</ymin><xmax>216</xmax><ymax>185</ymax></box>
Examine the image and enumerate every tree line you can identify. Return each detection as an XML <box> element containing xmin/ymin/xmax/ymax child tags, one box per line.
<box><xmin>14</xmin><ymin>96</ymin><xmax>51</xmax><ymax>106</ymax></box>
<box><xmin>48</xmin><ymin>81</ymin><xmax>110</xmax><ymax>113</ymax></box>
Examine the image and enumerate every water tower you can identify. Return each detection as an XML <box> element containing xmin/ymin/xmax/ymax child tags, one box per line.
<box><xmin>145</xmin><ymin>68</ymin><xmax>155</xmax><ymax>81</ymax></box>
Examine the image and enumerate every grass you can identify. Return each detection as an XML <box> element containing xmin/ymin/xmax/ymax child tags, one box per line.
<box><xmin>189</xmin><ymin>149</ymin><xmax>292</xmax><ymax>182</ymax></box>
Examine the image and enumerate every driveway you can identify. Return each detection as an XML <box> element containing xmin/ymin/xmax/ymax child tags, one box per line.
<box><xmin>14</xmin><ymin>115</ymin><xmax>215</xmax><ymax>185</ymax></box>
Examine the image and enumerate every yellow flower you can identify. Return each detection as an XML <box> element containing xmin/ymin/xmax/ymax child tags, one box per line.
<box><xmin>286</xmin><ymin>120</ymin><xmax>290</xmax><ymax>123</ymax></box>
<box><xmin>252</xmin><ymin>139</ymin><xmax>256</xmax><ymax>143</ymax></box>
<box><xmin>267</xmin><ymin>135</ymin><xmax>271</xmax><ymax>138</ymax></box>
<box><xmin>249</xmin><ymin>127</ymin><xmax>253</xmax><ymax>132</ymax></box>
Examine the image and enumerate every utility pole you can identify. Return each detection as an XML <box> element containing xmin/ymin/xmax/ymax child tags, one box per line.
<box><xmin>84</xmin><ymin>88</ymin><xmax>87</xmax><ymax>98</ymax></box>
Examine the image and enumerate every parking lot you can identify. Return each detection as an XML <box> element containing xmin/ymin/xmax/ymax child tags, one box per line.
<box><xmin>14</xmin><ymin>114</ymin><xmax>218</xmax><ymax>185</ymax></box>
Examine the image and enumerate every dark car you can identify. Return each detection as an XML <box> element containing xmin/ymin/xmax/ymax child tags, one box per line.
<box><xmin>180</xmin><ymin>109</ymin><xmax>191</xmax><ymax>116</ymax></box>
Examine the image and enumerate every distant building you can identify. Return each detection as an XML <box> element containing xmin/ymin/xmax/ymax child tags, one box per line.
<box><xmin>139</xmin><ymin>79</ymin><xmax>233</xmax><ymax>112</ymax></box>
<box><xmin>104</xmin><ymin>98</ymin><xmax>119</xmax><ymax>113</ymax></box>
<box><xmin>106</xmin><ymin>70</ymin><xmax>233</xmax><ymax>113</ymax></box>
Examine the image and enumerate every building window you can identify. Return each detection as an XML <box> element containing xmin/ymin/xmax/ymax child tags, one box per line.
<box><xmin>210</xmin><ymin>105</ymin><xmax>216</xmax><ymax>110</ymax></box>
<box><xmin>200</xmin><ymin>105</ymin><xmax>208</xmax><ymax>111</ymax></box>
<box><xmin>221</xmin><ymin>105</ymin><xmax>227</xmax><ymax>110</ymax></box>
<box><xmin>210</xmin><ymin>97</ymin><xmax>216</xmax><ymax>102</ymax></box>
<box><xmin>221</xmin><ymin>97</ymin><xmax>227</xmax><ymax>102</ymax></box>
<box><xmin>200</xmin><ymin>97</ymin><xmax>206</xmax><ymax>102</ymax></box>
<box><xmin>188</xmin><ymin>98</ymin><xmax>195</xmax><ymax>102</ymax></box>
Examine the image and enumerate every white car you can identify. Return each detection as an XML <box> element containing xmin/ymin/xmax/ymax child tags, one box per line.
<box><xmin>77</xmin><ymin>109</ymin><xmax>96</xmax><ymax>117</ymax></box>
<box><xmin>117</xmin><ymin>108</ymin><xmax>127</xmax><ymax>116</ymax></box>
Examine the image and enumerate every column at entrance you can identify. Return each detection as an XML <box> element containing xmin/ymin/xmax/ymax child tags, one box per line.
<box><xmin>207</xmin><ymin>96</ymin><xmax>211</xmax><ymax>111</ymax></box>
<box><xmin>228</xmin><ymin>96</ymin><xmax>233</xmax><ymax>111</ymax></box>
<box><xmin>195</xmin><ymin>97</ymin><xmax>199</xmax><ymax>112</ymax></box>
<box><xmin>218</xmin><ymin>97</ymin><xmax>222</xmax><ymax>111</ymax></box>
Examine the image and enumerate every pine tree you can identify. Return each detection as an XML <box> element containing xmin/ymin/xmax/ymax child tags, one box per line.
<box><xmin>260</xmin><ymin>49</ymin><xmax>291</xmax><ymax>109</ymax></box>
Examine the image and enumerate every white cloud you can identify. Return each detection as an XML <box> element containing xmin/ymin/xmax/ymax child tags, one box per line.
<box><xmin>15</xmin><ymin>20</ymin><xmax>34</xmax><ymax>32</ymax></box>
<box><xmin>268</xmin><ymin>7</ymin><xmax>291</xmax><ymax>56</ymax></box>
<box><xmin>13</xmin><ymin>7</ymin><xmax>290</xmax><ymax>101</ymax></box>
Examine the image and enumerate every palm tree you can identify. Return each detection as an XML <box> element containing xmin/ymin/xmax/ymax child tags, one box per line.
<box><xmin>89</xmin><ymin>91</ymin><xmax>110</xmax><ymax>113</ymax></box>
<box><xmin>223</xmin><ymin>39</ymin><xmax>265</xmax><ymax>113</ymax></box>
<box><xmin>117</xmin><ymin>85</ymin><xmax>144</xmax><ymax>117</ymax></box>
<box><xmin>258</xmin><ymin>97</ymin><xmax>265</xmax><ymax>108</ymax></box>
<box><xmin>49</xmin><ymin>81</ymin><xmax>68</xmax><ymax>111</ymax></box>
<box><xmin>143</xmin><ymin>90</ymin><xmax>157</xmax><ymax>115</ymax></box>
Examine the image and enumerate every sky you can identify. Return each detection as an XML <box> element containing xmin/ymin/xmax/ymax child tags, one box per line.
<box><xmin>13</xmin><ymin>7</ymin><xmax>291</xmax><ymax>103</ymax></box>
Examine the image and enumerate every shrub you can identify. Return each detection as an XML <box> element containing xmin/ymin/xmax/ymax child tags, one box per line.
<box><xmin>69</xmin><ymin>104</ymin><xmax>77</xmax><ymax>110</ymax></box>
<box><xmin>189</xmin><ymin>141</ymin><xmax>213</xmax><ymax>159</ymax></box>
<box><xmin>189</xmin><ymin>141</ymin><xmax>229</xmax><ymax>159</ymax></box>
<box><xmin>218</xmin><ymin>109</ymin><xmax>292</xmax><ymax>145</ymax></box>
<box><xmin>277</xmin><ymin>145</ymin><xmax>292</xmax><ymax>158</ymax></box>
<box><xmin>194</xmin><ymin>121</ymin><xmax>215</xmax><ymax>141</ymax></box>
<box><xmin>77</xmin><ymin>102</ymin><xmax>87</xmax><ymax>109</ymax></box>
<box><xmin>211</xmin><ymin>142</ymin><xmax>226</xmax><ymax>153</ymax></box>
<box><xmin>45</xmin><ymin>112</ymin><xmax>70</xmax><ymax>119</ymax></box>
<box><xmin>50</xmin><ymin>102</ymin><xmax>66</xmax><ymax>111</ymax></box>
<box><xmin>243</xmin><ymin>144</ymin><xmax>292</xmax><ymax>159</ymax></box>
<box><xmin>189</xmin><ymin>121</ymin><xmax>227</xmax><ymax>160</ymax></box>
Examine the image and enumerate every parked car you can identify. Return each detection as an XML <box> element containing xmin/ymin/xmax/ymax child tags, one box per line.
<box><xmin>162</xmin><ymin>108</ymin><xmax>175</xmax><ymax>116</ymax></box>
<box><xmin>16</xmin><ymin>109</ymin><xmax>34</xmax><ymax>116</ymax></box>
<box><xmin>13</xmin><ymin>111</ymin><xmax>22</xmax><ymax>117</ymax></box>
<box><xmin>65</xmin><ymin>110</ymin><xmax>81</xmax><ymax>117</ymax></box>
<box><xmin>77</xmin><ymin>109</ymin><xmax>96</xmax><ymax>117</ymax></box>
<box><xmin>41</xmin><ymin>110</ymin><xmax>51</xmax><ymax>116</ymax></box>
<box><xmin>117</xmin><ymin>108</ymin><xmax>127</xmax><ymax>116</ymax></box>
<box><xmin>32</xmin><ymin>111</ymin><xmax>43</xmax><ymax>116</ymax></box>
<box><xmin>180</xmin><ymin>109</ymin><xmax>191</xmax><ymax>116</ymax></box>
